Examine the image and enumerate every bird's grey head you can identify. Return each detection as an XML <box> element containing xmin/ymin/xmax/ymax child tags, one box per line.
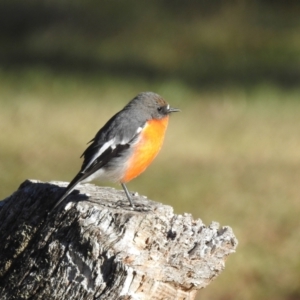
<box><xmin>128</xmin><ymin>92</ymin><xmax>180</xmax><ymax>120</ymax></box>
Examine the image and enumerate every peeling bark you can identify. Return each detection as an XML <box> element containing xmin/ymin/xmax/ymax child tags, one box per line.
<box><xmin>0</xmin><ymin>180</ymin><xmax>238</xmax><ymax>300</ymax></box>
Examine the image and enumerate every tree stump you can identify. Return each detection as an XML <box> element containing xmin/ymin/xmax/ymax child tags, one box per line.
<box><xmin>0</xmin><ymin>180</ymin><xmax>238</xmax><ymax>300</ymax></box>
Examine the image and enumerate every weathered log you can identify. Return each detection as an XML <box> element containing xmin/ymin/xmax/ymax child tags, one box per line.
<box><xmin>0</xmin><ymin>180</ymin><xmax>237</xmax><ymax>300</ymax></box>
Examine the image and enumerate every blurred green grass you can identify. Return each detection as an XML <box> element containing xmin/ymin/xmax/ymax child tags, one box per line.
<box><xmin>1</xmin><ymin>69</ymin><xmax>300</xmax><ymax>299</ymax></box>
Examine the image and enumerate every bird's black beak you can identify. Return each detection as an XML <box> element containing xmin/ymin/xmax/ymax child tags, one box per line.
<box><xmin>168</xmin><ymin>107</ymin><xmax>180</xmax><ymax>113</ymax></box>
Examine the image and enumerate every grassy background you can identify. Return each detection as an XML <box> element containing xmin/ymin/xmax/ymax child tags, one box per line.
<box><xmin>1</xmin><ymin>1</ymin><xmax>300</xmax><ymax>299</ymax></box>
<box><xmin>1</xmin><ymin>70</ymin><xmax>300</xmax><ymax>299</ymax></box>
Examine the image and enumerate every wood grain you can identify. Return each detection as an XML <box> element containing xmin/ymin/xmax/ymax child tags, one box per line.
<box><xmin>0</xmin><ymin>180</ymin><xmax>237</xmax><ymax>299</ymax></box>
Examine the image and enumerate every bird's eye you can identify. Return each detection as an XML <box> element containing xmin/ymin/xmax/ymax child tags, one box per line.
<box><xmin>157</xmin><ymin>107</ymin><xmax>162</xmax><ymax>112</ymax></box>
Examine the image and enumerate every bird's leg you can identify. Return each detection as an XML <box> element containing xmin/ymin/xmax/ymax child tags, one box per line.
<box><xmin>121</xmin><ymin>183</ymin><xmax>135</xmax><ymax>208</ymax></box>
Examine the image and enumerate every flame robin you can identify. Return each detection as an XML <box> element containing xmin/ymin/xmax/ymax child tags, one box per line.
<box><xmin>54</xmin><ymin>91</ymin><xmax>180</xmax><ymax>209</ymax></box>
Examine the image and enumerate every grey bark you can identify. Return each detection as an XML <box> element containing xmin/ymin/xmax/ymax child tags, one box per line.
<box><xmin>0</xmin><ymin>180</ymin><xmax>238</xmax><ymax>300</ymax></box>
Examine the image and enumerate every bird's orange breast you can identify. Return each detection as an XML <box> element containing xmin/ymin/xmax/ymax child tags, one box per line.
<box><xmin>121</xmin><ymin>116</ymin><xmax>169</xmax><ymax>183</ymax></box>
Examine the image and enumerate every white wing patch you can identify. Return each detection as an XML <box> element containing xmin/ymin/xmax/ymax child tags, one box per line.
<box><xmin>82</xmin><ymin>138</ymin><xmax>115</xmax><ymax>172</ymax></box>
<box><xmin>136</xmin><ymin>126</ymin><xmax>143</xmax><ymax>134</ymax></box>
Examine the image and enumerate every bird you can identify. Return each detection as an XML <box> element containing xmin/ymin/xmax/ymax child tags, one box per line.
<box><xmin>53</xmin><ymin>91</ymin><xmax>180</xmax><ymax>210</ymax></box>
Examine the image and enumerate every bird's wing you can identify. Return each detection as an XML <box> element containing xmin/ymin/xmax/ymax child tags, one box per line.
<box><xmin>52</xmin><ymin>143</ymin><xmax>131</xmax><ymax>210</ymax></box>
<box><xmin>80</xmin><ymin>124</ymin><xmax>144</xmax><ymax>173</ymax></box>
<box><xmin>53</xmin><ymin>116</ymin><xmax>146</xmax><ymax>210</ymax></box>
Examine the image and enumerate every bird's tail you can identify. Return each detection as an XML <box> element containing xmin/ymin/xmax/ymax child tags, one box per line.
<box><xmin>52</xmin><ymin>172</ymin><xmax>87</xmax><ymax>210</ymax></box>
